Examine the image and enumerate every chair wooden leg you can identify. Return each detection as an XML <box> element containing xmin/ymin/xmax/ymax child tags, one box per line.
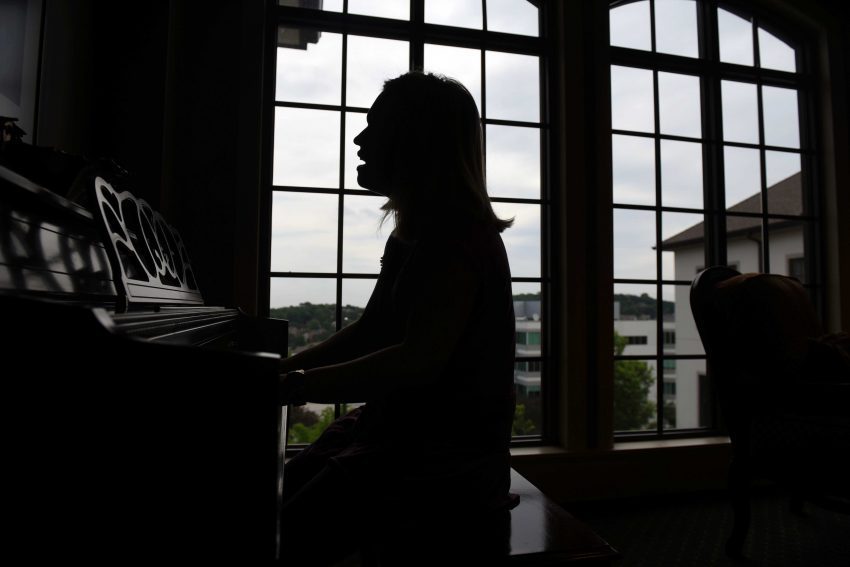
<box><xmin>726</xmin><ymin>457</ymin><xmax>751</xmax><ymax>559</ymax></box>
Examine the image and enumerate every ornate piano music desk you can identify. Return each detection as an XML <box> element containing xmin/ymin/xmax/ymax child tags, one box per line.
<box><xmin>2</xmin><ymin>165</ymin><xmax>288</xmax><ymax>562</ymax></box>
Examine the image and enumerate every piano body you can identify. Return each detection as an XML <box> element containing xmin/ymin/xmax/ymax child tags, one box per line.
<box><xmin>2</xmin><ymin>165</ymin><xmax>288</xmax><ymax>561</ymax></box>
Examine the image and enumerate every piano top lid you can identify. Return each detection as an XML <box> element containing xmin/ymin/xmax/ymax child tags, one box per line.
<box><xmin>0</xmin><ymin>164</ymin><xmax>93</xmax><ymax>221</ymax></box>
<box><xmin>92</xmin><ymin>176</ymin><xmax>204</xmax><ymax>308</ymax></box>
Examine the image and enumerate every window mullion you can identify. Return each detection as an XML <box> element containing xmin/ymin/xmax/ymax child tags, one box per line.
<box><xmin>652</xmin><ymin>65</ymin><xmax>663</xmax><ymax>436</ymax></box>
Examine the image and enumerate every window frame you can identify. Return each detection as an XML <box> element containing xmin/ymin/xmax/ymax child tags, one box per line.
<box><xmin>609</xmin><ymin>0</ymin><xmax>823</xmax><ymax>440</ymax></box>
<box><xmin>260</xmin><ymin>0</ymin><xmax>555</xmax><ymax>447</ymax></box>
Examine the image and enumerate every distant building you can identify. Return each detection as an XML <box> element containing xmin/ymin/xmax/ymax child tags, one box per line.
<box><xmin>514</xmin><ymin>300</ymin><xmax>541</xmax><ymax>397</ymax></box>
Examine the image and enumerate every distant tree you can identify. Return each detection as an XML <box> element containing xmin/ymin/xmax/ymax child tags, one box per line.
<box><xmin>270</xmin><ymin>303</ymin><xmax>365</xmax><ymax>355</ymax></box>
<box><xmin>613</xmin><ymin>331</ymin><xmax>657</xmax><ymax>430</ymax></box>
<box><xmin>288</xmin><ymin>406</ymin><xmax>335</xmax><ymax>444</ymax></box>
<box><xmin>512</xmin><ymin>403</ymin><xmax>535</xmax><ymax>436</ymax></box>
<box><xmin>513</xmin><ymin>293</ymin><xmax>541</xmax><ymax>301</ymax></box>
<box><xmin>614</xmin><ymin>293</ymin><xmax>674</xmax><ymax>319</ymax></box>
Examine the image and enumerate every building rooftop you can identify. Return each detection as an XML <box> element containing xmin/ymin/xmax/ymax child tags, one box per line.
<box><xmin>660</xmin><ymin>172</ymin><xmax>803</xmax><ymax>250</ymax></box>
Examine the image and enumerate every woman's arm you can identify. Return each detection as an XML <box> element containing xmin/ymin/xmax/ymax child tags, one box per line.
<box><xmin>279</xmin><ymin>317</ymin><xmax>373</xmax><ymax>374</ymax></box>
<box><xmin>286</xmin><ymin>247</ymin><xmax>478</xmax><ymax>403</ymax></box>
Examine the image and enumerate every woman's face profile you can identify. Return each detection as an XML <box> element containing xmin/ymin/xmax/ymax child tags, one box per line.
<box><xmin>353</xmin><ymin>91</ymin><xmax>397</xmax><ymax>197</ymax></box>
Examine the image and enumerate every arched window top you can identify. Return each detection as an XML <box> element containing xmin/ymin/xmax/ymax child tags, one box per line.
<box><xmin>425</xmin><ymin>0</ymin><xmax>540</xmax><ymax>36</ymax></box>
<box><xmin>610</xmin><ymin>0</ymin><xmax>798</xmax><ymax>73</ymax></box>
<box><xmin>279</xmin><ymin>0</ymin><xmax>540</xmax><ymax>36</ymax></box>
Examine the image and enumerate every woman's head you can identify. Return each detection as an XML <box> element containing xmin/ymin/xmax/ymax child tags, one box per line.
<box><xmin>354</xmin><ymin>71</ymin><xmax>512</xmax><ymax>237</ymax></box>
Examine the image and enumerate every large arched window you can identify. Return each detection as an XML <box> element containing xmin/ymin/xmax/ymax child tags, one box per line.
<box><xmin>609</xmin><ymin>0</ymin><xmax>819</xmax><ymax>437</ymax></box>
<box><xmin>263</xmin><ymin>1</ymin><xmax>549</xmax><ymax>445</ymax></box>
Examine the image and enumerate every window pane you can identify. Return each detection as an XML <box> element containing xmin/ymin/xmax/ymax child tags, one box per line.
<box><xmin>660</xmin><ymin>140</ymin><xmax>703</xmax><ymax>209</ymax></box>
<box><xmin>658</xmin><ymin>72</ymin><xmax>701</xmax><ymax>138</ymax></box>
<box><xmin>342</xmin><ymin>278</ymin><xmax>376</xmax><ymax>325</ymax></box>
<box><xmin>721</xmin><ymin>80</ymin><xmax>759</xmax><ymax>144</ymax></box>
<box><xmin>273</xmin><ymin>107</ymin><xmax>340</xmax><ymax>187</ymax></box>
<box><xmin>271</xmin><ymin>192</ymin><xmax>338</xmax><ymax>273</ymax></box>
<box><xmin>724</xmin><ymin>146</ymin><xmax>761</xmax><ymax>210</ymax></box>
<box><xmin>768</xmin><ymin>220</ymin><xmax>808</xmax><ymax>281</ymax></box>
<box><xmin>269</xmin><ymin>276</ymin><xmax>336</xmax><ymax>352</ymax></box>
<box><xmin>758</xmin><ymin>27</ymin><xmax>796</xmax><ymax>73</ymax></box>
<box><xmin>424</xmin><ymin>44</ymin><xmax>482</xmax><ymax>112</ymax></box>
<box><xmin>613</xmin><ymin>134</ymin><xmax>655</xmax><ymax>206</ymax></box>
<box><xmin>491</xmin><ymin>202</ymin><xmax>540</xmax><ymax>277</ymax></box>
<box><xmin>765</xmin><ymin>151</ymin><xmax>802</xmax><ymax>215</ymax></box>
<box><xmin>512</xmin><ymin>280</ymin><xmax>542</xmax><ymax>437</ymax></box>
<box><xmin>279</xmin><ymin>0</ymin><xmax>342</xmax><ymax>11</ymax></box>
<box><xmin>611</xmin><ymin>66</ymin><xmax>655</xmax><ymax>133</ymax></box>
<box><xmin>485</xmin><ymin>51</ymin><xmax>539</xmax><ymax>122</ymax></box>
<box><xmin>513</xmin><ymin>281</ymin><xmax>542</xmax><ymax>354</ymax></box>
<box><xmin>717</xmin><ymin>8</ymin><xmax>754</xmax><ymax>66</ymax></box>
<box><xmin>276</xmin><ymin>29</ymin><xmax>341</xmax><ymax>105</ymax></box>
<box><xmin>346</xmin><ymin>35</ymin><xmax>409</xmax><ymax>109</ymax></box>
<box><xmin>344</xmin><ymin>112</ymin><xmax>368</xmax><ymax>189</ymax></box>
<box><xmin>614</xmin><ymin>209</ymin><xmax>656</xmax><ymax>280</ymax></box>
<box><xmin>348</xmin><ymin>0</ymin><xmax>408</xmax><ymax>20</ymax></box>
<box><xmin>654</xmin><ymin>0</ymin><xmax>698</xmax><ymax>58</ymax></box>
<box><xmin>661</xmin><ymin>211</ymin><xmax>704</xmax><ymax>281</ymax></box>
<box><xmin>512</xmin><ymin>281</ymin><xmax>541</xmax><ymax>302</ymax></box>
<box><xmin>610</xmin><ymin>0</ymin><xmax>651</xmax><ymax>51</ymax></box>
<box><xmin>270</xmin><ymin>276</ymin><xmax>337</xmax><ymax>444</ymax></box>
<box><xmin>668</xmin><ymin>359</ymin><xmax>708</xmax><ymax>429</ymax></box>
<box><xmin>513</xmin><ymin>359</ymin><xmax>542</xmax><ymax>435</ymax></box>
<box><xmin>486</xmin><ymin>125</ymin><xmax>540</xmax><ymax>199</ymax></box>
<box><xmin>487</xmin><ymin>0</ymin><xmax>538</xmax><ymax>37</ymax></box>
<box><xmin>614</xmin><ymin>358</ymin><xmax>658</xmax><ymax>432</ymax></box>
<box><xmin>425</xmin><ymin>0</ymin><xmax>482</xmax><ymax>30</ymax></box>
<box><xmin>725</xmin><ymin>214</ymin><xmax>764</xmax><ymax>273</ymax></box>
<box><xmin>664</xmin><ymin>284</ymin><xmax>704</xmax><ymax>355</ymax></box>
<box><xmin>515</xmin><ymin>310</ymin><xmax>541</xmax><ymax>357</ymax></box>
<box><xmin>762</xmin><ymin>86</ymin><xmax>800</xmax><ymax>149</ymax></box>
<box><xmin>342</xmin><ymin>194</ymin><xmax>386</xmax><ymax>273</ymax></box>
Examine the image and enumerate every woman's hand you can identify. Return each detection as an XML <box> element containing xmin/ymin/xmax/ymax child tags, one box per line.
<box><xmin>279</xmin><ymin>369</ymin><xmax>308</xmax><ymax>406</ymax></box>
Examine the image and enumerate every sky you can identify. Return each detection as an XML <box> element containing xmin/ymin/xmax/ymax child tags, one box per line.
<box><xmin>271</xmin><ymin>0</ymin><xmax>802</xmax><ymax>311</ymax></box>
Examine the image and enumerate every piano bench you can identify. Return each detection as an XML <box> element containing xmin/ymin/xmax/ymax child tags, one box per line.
<box><xmin>352</xmin><ymin>468</ymin><xmax>618</xmax><ymax>566</ymax></box>
<box><xmin>504</xmin><ymin>468</ymin><xmax>619</xmax><ymax>565</ymax></box>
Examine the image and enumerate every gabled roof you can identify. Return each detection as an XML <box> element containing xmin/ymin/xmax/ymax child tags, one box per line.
<box><xmin>660</xmin><ymin>172</ymin><xmax>802</xmax><ymax>250</ymax></box>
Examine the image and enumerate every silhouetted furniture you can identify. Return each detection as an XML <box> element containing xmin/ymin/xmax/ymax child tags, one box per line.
<box><xmin>690</xmin><ymin>267</ymin><xmax>850</xmax><ymax>558</ymax></box>
<box><xmin>2</xmin><ymin>165</ymin><xmax>289</xmax><ymax>562</ymax></box>
<box><xmin>506</xmin><ymin>469</ymin><xmax>619</xmax><ymax>565</ymax></box>
<box><xmin>366</xmin><ymin>468</ymin><xmax>618</xmax><ymax>565</ymax></box>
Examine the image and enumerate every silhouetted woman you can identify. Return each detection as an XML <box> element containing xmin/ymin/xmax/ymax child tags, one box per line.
<box><xmin>278</xmin><ymin>71</ymin><xmax>516</xmax><ymax>565</ymax></box>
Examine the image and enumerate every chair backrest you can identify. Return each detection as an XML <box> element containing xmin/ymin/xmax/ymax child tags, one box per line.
<box><xmin>691</xmin><ymin>267</ymin><xmax>823</xmax><ymax>430</ymax></box>
<box><xmin>693</xmin><ymin>268</ymin><xmax>821</xmax><ymax>378</ymax></box>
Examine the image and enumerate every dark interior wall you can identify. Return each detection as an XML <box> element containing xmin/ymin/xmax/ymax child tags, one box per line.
<box><xmin>37</xmin><ymin>0</ymin><xmax>169</xmax><ymax>205</ymax></box>
<box><xmin>160</xmin><ymin>0</ymin><xmax>266</xmax><ymax>310</ymax></box>
<box><xmin>34</xmin><ymin>0</ymin><xmax>265</xmax><ymax>309</ymax></box>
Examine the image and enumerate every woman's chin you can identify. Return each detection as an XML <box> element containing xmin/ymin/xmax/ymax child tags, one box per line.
<box><xmin>357</xmin><ymin>173</ymin><xmax>391</xmax><ymax>197</ymax></box>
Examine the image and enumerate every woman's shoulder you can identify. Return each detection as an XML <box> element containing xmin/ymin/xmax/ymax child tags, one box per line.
<box><xmin>416</xmin><ymin>222</ymin><xmax>507</xmax><ymax>269</ymax></box>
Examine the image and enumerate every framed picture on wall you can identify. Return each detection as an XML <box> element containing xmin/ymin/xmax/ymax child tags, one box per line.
<box><xmin>1</xmin><ymin>0</ymin><xmax>44</xmax><ymax>143</ymax></box>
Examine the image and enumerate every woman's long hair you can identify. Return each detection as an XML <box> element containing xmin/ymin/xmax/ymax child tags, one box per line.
<box><xmin>378</xmin><ymin>72</ymin><xmax>513</xmax><ymax>238</ymax></box>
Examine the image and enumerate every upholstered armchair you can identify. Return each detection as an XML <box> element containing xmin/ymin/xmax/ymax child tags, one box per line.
<box><xmin>690</xmin><ymin>267</ymin><xmax>850</xmax><ymax>558</ymax></box>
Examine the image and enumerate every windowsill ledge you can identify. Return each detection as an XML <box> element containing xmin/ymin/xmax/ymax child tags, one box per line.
<box><xmin>510</xmin><ymin>436</ymin><xmax>730</xmax><ymax>462</ymax></box>
<box><xmin>510</xmin><ymin>437</ymin><xmax>732</xmax><ymax>502</ymax></box>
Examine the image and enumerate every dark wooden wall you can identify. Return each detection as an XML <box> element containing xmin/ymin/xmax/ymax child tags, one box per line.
<box><xmin>35</xmin><ymin>0</ymin><xmax>265</xmax><ymax>311</ymax></box>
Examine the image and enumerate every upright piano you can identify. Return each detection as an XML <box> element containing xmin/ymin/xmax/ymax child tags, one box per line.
<box><xmin>2</xmin><ymin>165</ymin><xmax>288</xmax><ymax>562</ymax></box>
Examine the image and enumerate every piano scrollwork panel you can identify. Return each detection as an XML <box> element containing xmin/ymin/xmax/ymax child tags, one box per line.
<box><xmin>93</xmin><ymin>177</ymin><xmax>203</xmax><ymax>307</ymax></box>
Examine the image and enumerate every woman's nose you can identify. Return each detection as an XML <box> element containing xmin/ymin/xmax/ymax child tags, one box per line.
<box><xmin>353</xmin><ymin>127</ymin><xmax>367</xmax><ymax>147</ymax></box>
